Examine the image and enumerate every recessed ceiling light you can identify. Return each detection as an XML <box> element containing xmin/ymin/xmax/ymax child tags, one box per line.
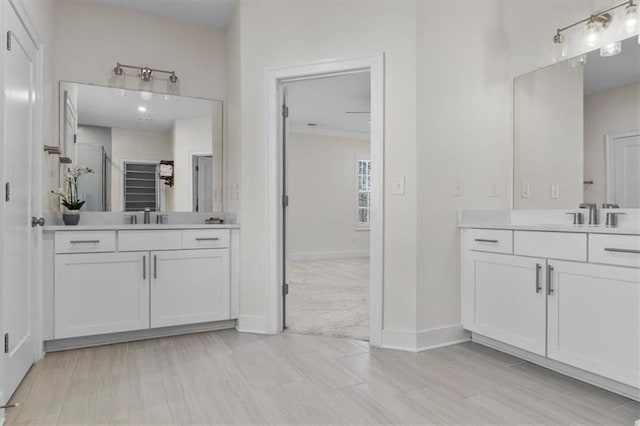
<box><xmin>138</xmin><ymin>106</ymin><xmax>147</xmax><ymax>112</ymax></box>
<box><xmin>307</xmin><ymin>123</ymin><xmax>317</xmax><ymax>127</ymax></box>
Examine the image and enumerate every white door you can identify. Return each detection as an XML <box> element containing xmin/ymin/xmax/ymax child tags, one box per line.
<box><xmin>192</xmin><ymin>155</ymin><xmax>213</xmax><ymax>212</ymax></box>
<box><xmin>608</xmin><ymin>133</ymin><xmax>640</xmax><ymax>208</ymax></box>
<box><xmin>54</xmin><ymin>252</ymin><xmax>149</xmax><ymax>339</ymax></box>
<box><xmin>151</xmin><ymin>249</ymin><xmax>230</xmax><ymax>328</ymax></box>
<box><xmin>2</xmin><ymin>2</ymin><xmax>40</xmax><ymax>404</ymax></box>
<box><xmin>547</xmin><ymin>261</ymin><xmax>640</xmax><ymax>388</ymax></box>
<box><xmin>463</xmin><ymin>251</ymin><xmax>547</xmax><ymax>355</ymax></box>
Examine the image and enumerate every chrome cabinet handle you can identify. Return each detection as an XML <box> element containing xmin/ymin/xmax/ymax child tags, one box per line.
<box><xmin>143</xmin><ymin>255</ymin><xmax>146</xmax><ymax>280</ymax></box>
<box><xmin>535</xmin><ymin>263</ymin><xmax>542</xmax><ymax>293</ymax></box>
<box><xmin>70</xmin><ymin>240</ymin><xmax>100</xmax><ymax>244</ymax></box>
<box><xmin>604</xmin><ymin>248</ymin><xmax>640</xmax><ymax>254</ymax></box>
<box><xmin>474</xmin><ymin>239</ymin><xmax>498</xmax><ymax>243</ymax></box>
<box><xmin>195</xmin><ymin>237</ymin><xmax>220</xmax><ymax>241</ymax></box>
<box><xmin>154</xmin><ymin>255</ymin><xmax>157</xmax><ymax>279</ymax></box>
<box><xmin>547</xmin><ymin>264</ymin><xmax>554</xmax><ymax>295</ymax></box>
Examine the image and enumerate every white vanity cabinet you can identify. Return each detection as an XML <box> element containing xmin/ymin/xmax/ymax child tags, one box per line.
<box><xmin>45</xmin><ymin>226</ymin><xmax>239</xmax><ymax>345</ymax></box>
<box><xmin>151</xmin><ymin>249</ymin><xmax>230</xmax><ymax>328</ymax></box>
<box><xmin>462</xmin><ymin>227</ymin><xmax>640</xmax><ymax>399</ymax></box>
<box><xmin>547</xmin><ymin>260</ymin><xmax>640</xmax><ymax>389</ymax></box>
<box><xmin>463</xmin><ymin>251</ymin><xmax>546</xmax><ymax>356</ymax></box>
<box><xmin>55</xmin><ymin>252</ymin><xmax>149</xmax><ymax>339</ymax></box>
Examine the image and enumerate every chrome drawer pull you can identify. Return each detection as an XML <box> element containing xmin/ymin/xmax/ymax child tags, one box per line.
<box><xmin>195</xmin><ymin>237</ymin><xmax>220</xmax><ymax>241</ymax></box>
<box><xmin>143</xmin><ymin>255</ymin><xmax>146</xmax><ymax>280</ymax></box>
<box><xmin>604</xmin><ymin>248</ymin><xmax>640</xmax><ymax>254</ymax></box>
<box><xmin>535</xmin><ymin>263</ymin><xmax>542</xmax><ymax>293</ymax></box>
<box><xmin>69</xmin><ymin>240</ymin><xmax>100</xmax><ymax>244</ymax></box>
<box><xmin>547</xmin><ymin>264</ymin><xmax>554</xmax><ymax>295</ymax></box>
<box><xmin>474</xmin><ymin>238</ymin><xmax>499</xmax><ymax>243</ymax></box>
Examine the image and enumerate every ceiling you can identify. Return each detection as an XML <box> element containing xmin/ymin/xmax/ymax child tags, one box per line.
<box><xmin>286</xmin><ymin>72</ymin><xmax>371</xmax><ymax>136</ymax></box>
<box><xmin>75</xmin><ymin>84</ymin><xmax>215</xmax><ymax>133</ymax></box>
<box><xmin>584</xmin><ymin>36</ymin><xmax>640</xmax><ymax>96</ymax></box>
<box><xmin>80</xmin><ymin>0</ymin><xmax>237</xmax><ymax>29</ymax></box>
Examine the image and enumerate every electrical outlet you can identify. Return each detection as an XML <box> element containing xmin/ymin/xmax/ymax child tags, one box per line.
<box><xmin>454</xmin><ymin>178</ymin><xmax>464</xmax><ymax>197</ymax></box>
<box><xmin>489</xmin><ymin>181</ymin><xmax>498</xmax><ymax>198</ymax></box>
<box><xmin>521</xmin><ymin>182</ymin><xmax>530</xmax><ymax>199</ymax></box>
<box><xmin>551</xmin><ymin>184</ymin><xmax>559</xmax><ymax>199</ymax></box>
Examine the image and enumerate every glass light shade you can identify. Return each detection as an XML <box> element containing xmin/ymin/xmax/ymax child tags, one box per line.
<box><xmin>138</xmin><ymin>78</ymin><xmax>153</xmax><ymax>100</ymax></box>
<box><xmin>600</xmin><ymin>41</ymin><xmax>622</xmax><ymax>57</ymax></box>
<box><xmin>625</xmin><ymin>4</ymin><xmax>639</xmax><ymax>33</ymax></box>
<box><xmin>167</xmin><ymin>76</ymin><xmax>180</xmax><ymax>96</ymax></box>
<box><xmin>552</xmin><ymin>33</ymin><xmax>568</xmax><ymax>62</ymax></box>
<box><xmin>585</xmin><ymin>20</ymin><xmax>603</xmax><ymax>47</ymax></box>
<box><xmin>568</xmin><ymin>54</ymin><xmax>587</xmax><ymax>68</ymax></box>
<box><xmin>108</xmin><ymin>67</ymin><xmax>126</xmax><ymax>95</ymax></box>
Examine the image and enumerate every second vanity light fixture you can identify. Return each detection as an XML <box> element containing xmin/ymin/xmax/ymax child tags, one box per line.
<box><xmin>552</xmin><ymin>0</ymin><xmax>639</xmax><ymax>62</ymax></box>
<box><xmin>109</xmin><ymin>62</ymin><xmax>180</xmax><ymax>96</ymax></box>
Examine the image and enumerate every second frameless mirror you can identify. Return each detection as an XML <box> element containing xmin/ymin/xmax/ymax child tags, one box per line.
<box><xmin>59</xmin><ymin>82</ymin><xmax>223</xmax><ymax>212</ymax></box>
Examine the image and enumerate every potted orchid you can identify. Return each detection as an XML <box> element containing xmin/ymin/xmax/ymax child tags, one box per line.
<box><xmin>51</xmin><ymin>166</ymin><xmax>94</xmax><ymax>225</ymax></box>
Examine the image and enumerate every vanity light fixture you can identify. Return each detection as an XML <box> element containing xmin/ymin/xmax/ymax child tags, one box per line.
<box><xmin>551</xmin><ymin>1</ymin><xmax>636</xmax><ymax>60</ymax></box>
<box><xmin>108</xmin><ymin>62</ymin><xmax>181</xmax><ymax>96</ymax></box>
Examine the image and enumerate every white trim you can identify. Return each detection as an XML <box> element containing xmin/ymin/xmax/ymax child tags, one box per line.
<box><xmin>288</xmin><ymin>251</ymin><xmax>369</xmax><ymax>261</ymax></box>
<box><xmin>265</xmin><ymin>55</ymin><xmax>385</xmax><ymax>346</ymax></box>
<box><xmin>473</xmin><ymin>333</ymin><xmax>640</xmax><ymax>402</ymax></box>
<box><xmin>605</xmin><ymin>130</ymin><xmax>640</xmax><ymax>205</ymax></box>
<box><xmin>289</xmin><ymin>125</ymin><xmax>370</xmax><ymax>140</ymax></box>
<box><xmin>382</xmin><ymin>325</ymin><xmax>471</xmax><ymax>352</ymax></box>
<box><xmin>236</xmin><ymin>315</ymin><xmax>268</xmax><ymax>334</ymax></box>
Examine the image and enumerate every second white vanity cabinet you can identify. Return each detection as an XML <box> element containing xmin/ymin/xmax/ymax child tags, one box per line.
<box><xmin>46</xmin><ymin>225</ymin><xmax>239</xmax><ymax>343</ymax></box>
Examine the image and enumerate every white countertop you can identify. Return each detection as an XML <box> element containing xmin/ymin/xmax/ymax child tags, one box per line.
<box><xmin>458</xmin><ymin>222</ymin><xmax>640</xmax><ymax>236</ymax></box>
<box><xmin>43</xmin><ymin>224</ymin><xmax>240</xmax><ymax>231</ymax></box>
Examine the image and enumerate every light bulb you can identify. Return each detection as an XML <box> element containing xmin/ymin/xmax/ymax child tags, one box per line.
<box><xmin>585</xmin><ymin>19</ymin><xmax>602</xmax><ymax>48</ymax></box>
<box><xmin>600</xmin><ymin>41</ymin><xmax>622</xmax><ymax>57</ymax></box>
<box><xmin>108</xmin><ymin>65</ymin><xmax>126</xmax><ymax>95</ymax></box>
<box><xmin>625</xmin><ymin>3</ymin><xmax>639</xmax><ymax>33</ymax></box>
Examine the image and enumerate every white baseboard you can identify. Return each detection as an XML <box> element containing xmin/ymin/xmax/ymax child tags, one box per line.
<box><xmin>473</xmin><ymin>334</ymin><xmax>640</xmax><ymax>402</ymax></box>
<box><xmin>288</xmin><ymin>251</ymin><xmax>369</xmax><ymax>261</ymax></box>
<box><xmin>236</xmin><ymin>315</ymin><xmax>268</xmax><ymax>334</ymax></box>
<box><xmin>382</xmin><ymin>325</ymin><xmax>470</xmax><ymax>352</ymax></box>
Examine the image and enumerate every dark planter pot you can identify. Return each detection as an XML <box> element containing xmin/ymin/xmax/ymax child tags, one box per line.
<box><xmin>63</xmin><ymin>210</ymin><xmax>80</xmax><ymax>226</ymax></box>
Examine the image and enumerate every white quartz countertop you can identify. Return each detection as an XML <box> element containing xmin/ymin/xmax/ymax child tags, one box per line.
<box><xmin>43</xmin><ymin>224</ymin><xmax>240</xmax><ymax>231</ymax></box>
<box><xmin>458</xmin><ymin>223</ymin><xmax>640</xmax><ymax>236</ymax></box>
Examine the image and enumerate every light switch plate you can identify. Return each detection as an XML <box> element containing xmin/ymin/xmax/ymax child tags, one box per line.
<box><xmin>521</xmin><ymin>182</ymin><xmax>530</xmax><ymax>199</ymax></box>
<box><xmin>454</xmin><ymin>178</ymin><xmax>463</xmax><ymax>197</ymax></box>
<box><xmin>392</xmin><ymin>177</ymin><xmax>406</xmax><ymax>195</ymax></box>
<box><xmin>489</xmin><ymin>181</ymin><xmax>498</xmax><ymax>198</ymax></box>
<box><xmin>551</xmin><ymin>184</ymin><xmax>559</xmax><ymax>199</ymax></box>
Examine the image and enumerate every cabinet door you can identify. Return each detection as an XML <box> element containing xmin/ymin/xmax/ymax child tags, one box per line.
<box><xmin>463</xmin><ymin>251</ymin><xmax>547</xmax><ymax>355</ymax></box>
<box><xmin>55</xmin><ymin>252</ymin><xmax>149</xmax><ymax>339</ymax></box>
<box><xmin>151</xmin><ymin>249</ymin><xmax>230</xmax><ymax>328</ymax></box>
<box><xmin>548</xmin><ymin>261</ymin><xmax>640</xmax><ymax>388</ymax></box>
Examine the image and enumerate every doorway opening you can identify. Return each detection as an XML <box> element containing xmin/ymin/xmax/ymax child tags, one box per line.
<box><xmin>282</xmin><ymin>72</ymin><xmax>372</xmax><ymax>341</ymax></box>
<box><xmin>192</xmin><ymin>154</ymin><xmax>213</xmax><ymax>212</ymax></box>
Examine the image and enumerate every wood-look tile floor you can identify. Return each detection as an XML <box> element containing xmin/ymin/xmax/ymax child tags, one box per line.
<box><xmin>6</xmin><ymin>330</ymin><xmax>639</xmax><ymax>425</ymax></box>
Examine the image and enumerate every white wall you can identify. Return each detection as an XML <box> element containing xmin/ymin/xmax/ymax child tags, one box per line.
<box><xmin>235</xmin><ymin>0</ymin><xmax>419</xmax><ymax>333</ymax></box>
<box><xmin>44</xmin><ymin>0</ymin><xmax>227</xmax><ymax>211</ymax></box>
<box><xmin>225</xmin><ymin>5</ymin><xmax>242</xmax><ymax>214</ymax></box>
<box><xmin>110</xmin><ymin>128</ymin><xmax>172</xmax><ymax>212</ymax></box>
<box><xmin>584</xmin><ymin>83</ymin><xmax>640</xmax><ymax>205</ymax></box>
<box><xmin>287</xmin><ymin>132</ymin><xmax>370</xmax><ymax>258</ymax></box>
<box><xmin>171</xmin><ymin>116</ymin><xmax>214</xmax><ymax>212</ymax></box>
<box><xmin>514</xmin><ymin>61</ymin><xmax>584</xmax><ymax>209</ymax></box>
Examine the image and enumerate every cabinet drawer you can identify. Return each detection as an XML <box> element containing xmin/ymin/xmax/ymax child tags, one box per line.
<box><xmin>182</xmin><ymin>229</ymin><xmax>230</xmax><ymax>249</ymax></box>
<box><xmin>589</xmin><ymin>234</ymin><xmax>640</xmax><ymax>268</ymax></box>
<box><xmin>514</xmin><ymin>231</ymin><xmax>586</xmax><ymax>262</ymax></box>
<box><xmin>464</xmin><ymin>229</ymin><xmax>513</xmax><ymax>254</ymax></box>
<box><xmin>55</xmin><ymin>231</ymin><xmax>116</xmax><ymax>254</ymax></box>
<box><xmin>118</xmin><ymin>230</ymin><xmax>182</xmax><ymax>252</ymax></box>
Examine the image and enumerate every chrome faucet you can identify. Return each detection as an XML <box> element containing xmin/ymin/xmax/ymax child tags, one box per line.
<box><xmin>143</xmin><ymin>208</ymin><xmax>151</xmax><ymax>224</ymax></box>
<box><xmin>579</xmin><ymin>203</ymin><xmax>598</xmax><ymax>225</ymax></box>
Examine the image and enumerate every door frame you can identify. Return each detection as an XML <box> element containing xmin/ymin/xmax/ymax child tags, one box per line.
<box><xmin>189</xmin><ymin>151</ymin><xmax>213</xmax><ymax>212</ymax></box>
<box><xmin>0</xmin><ymin>0</ymin><xmax>44</xmax><ymax>405</ymax></box>
<box><xmin>264</xmin><ymin>55</ymin><xmax>384</xmax><ymax>346</ymax></box>
<box><xmin>605</xmin><ymin>130</ymin><xmax>640</xmax><ymax>205</ymax></box>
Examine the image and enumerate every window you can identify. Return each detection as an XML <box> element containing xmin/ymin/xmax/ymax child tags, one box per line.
<box><xmin>356</xmin><ymin>158</ymin><xmax>371</xmax><ymax>229</ymax></box>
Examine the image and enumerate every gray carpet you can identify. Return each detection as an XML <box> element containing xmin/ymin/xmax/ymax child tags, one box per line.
<box><xmin>286</xmin><ymin>257</ymin><xmax>369</xmax><ymax>341</ymax></box>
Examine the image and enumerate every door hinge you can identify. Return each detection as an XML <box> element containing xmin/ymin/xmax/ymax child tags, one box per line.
<box><xmin>282</xmin><ymin>194</ymin><xmax>289</xmax><ymax>208</ymax></box>
<box><xmin>195</xmin><ymin>165</ymin><xmax>199</xmax><ymax>172</ymax></box>
<box><xmin>5</xmin><ymin>182</ymin><xmax>9</xmax><ymax>202</ymax></box>
<box><xmin>6</xmin><ymin>31</ymin><xmax>11</xmax><ymax>51</ymax></box>
<box><xmin>282</xmin><ymin>105</ymin><xmax>289</xmax><ymax>118</ymax></box>
<box><xmin>73</xmin><ymin>134</ymin><xmax>77</xmax><ymax>144</ymax></box>
<box><xmin>4</xmin><ymin>333</ymin><xmax>8</xmax><ymax>354</ymax></box>
<box><xmin>283</xmin><ymin>283</ymin><xmax>289</xmax><ymax>296</ymax></box>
